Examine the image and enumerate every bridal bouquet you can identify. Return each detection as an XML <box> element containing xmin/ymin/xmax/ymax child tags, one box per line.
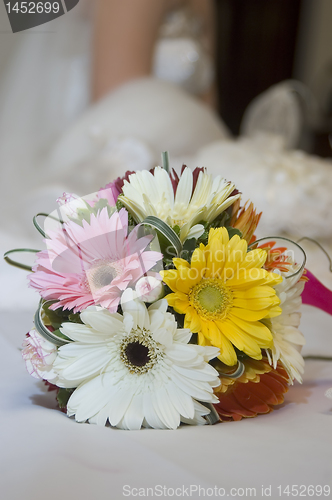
<box><xmin>6</xmin><ymin>161</ymin><xmax>307</xmax><ymax>429</ymax></box>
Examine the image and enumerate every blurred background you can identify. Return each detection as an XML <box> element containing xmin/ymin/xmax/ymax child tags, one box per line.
<box><xmin>215</xmin><ymin>0</ymin><xmax>332</xmax><ymax>157</ymax></box>
<box><xmin>2</xmin><ymin>0</ymin><xmax>331</xmax><ymax>156</ymax></box>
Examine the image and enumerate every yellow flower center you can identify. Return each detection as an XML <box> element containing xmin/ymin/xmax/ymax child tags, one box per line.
<box><xmin>189</xmin><ymin>278</ymin><xmax>233</xmax><ymax>320</ymax></box>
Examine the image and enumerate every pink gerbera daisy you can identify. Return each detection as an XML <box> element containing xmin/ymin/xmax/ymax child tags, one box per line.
<box><xmin>29</xmin><ymin>208</ymin><xmax>162</xmax><ymax>313</ymax></box>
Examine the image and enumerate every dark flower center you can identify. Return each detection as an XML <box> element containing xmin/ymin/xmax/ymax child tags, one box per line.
<box><xmin>120</xmin><ymin>328</ymin><xmax>160</xmax><ymax>375</ymax></box>
<box><xmin>124</xmin><ymin>341</ymin><xmax>150</xmax><ymax>367</ymax></box>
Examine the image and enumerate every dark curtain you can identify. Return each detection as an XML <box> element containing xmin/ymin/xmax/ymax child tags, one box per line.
<box><xmin>215</xmin><ymin>0</ymin><xmax>303</xmax><ymax>135</ymax></box>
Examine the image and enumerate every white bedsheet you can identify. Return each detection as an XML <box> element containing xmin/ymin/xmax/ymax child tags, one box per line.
<box><xmin>0</xmin><ymin>302</ymin><xmax>331</xmax><ymax>500</ymax></box>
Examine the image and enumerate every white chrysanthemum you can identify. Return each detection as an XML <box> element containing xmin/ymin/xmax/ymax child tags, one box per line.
<box><xmin>267</xmin><ymin>264</ymin><xmax>306</xmax><ymax>383</ymax></box>
<box><xmin>120</xmin><ymin>166</ymin><xmax>240</xmax><ymax>242</ymax></box>
<box><xmin>54</xmin><ymin>290</ymin><xmax>220</xmax><ymax>429</ymax></box>
<box><xmin>22</xmin><ymin>329</ymin><xmax>58</xmax><ymax>383</ymax></box>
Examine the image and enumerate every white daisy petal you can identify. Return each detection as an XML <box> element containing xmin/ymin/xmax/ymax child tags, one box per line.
<box><xmin>165</xmin><ymin>382</ymin><xmax>195</xmax><ymax>420</ymax></box>
<box><xmin>170</xmin><ymin>370</ymin><xmax>217</xmax><ymax>403</ymax></box>
<box><xmin>89</xmin><ymin>405</ymin><xmax>110</xmax><ymax>426</ymax></box>
<box><xmin>172</xmin><ymin>363</ymin><xmax>220</xmax><ymax>383</ymax></box>
<box><xmin>60</xmin><ymin>323</ymin><xmax>111</xmax><ymax>343</ymax></box>
<box><xmin>152</xmin><ymin>327</ymin><xmax>173</xmax><ymax>348</ymax></box>
<box><xmin>148</xmin><ymin>298</ymin><xmax>168</xmax><ymax>314</ymax></box>
<box><xmin>122</xmin><ymin>167</ymin><xmax>239</xmax><ymax>242</ymax></box>
<box><xmin>174</xmin><ymin>167</ymin><xmax>193</xmax><ymax>207</ymax></box>
<box><xmin>108</xmin><ymin>387</ymin><xmax>135</xmax><ymax>427</ymax></box>
<box><xmin>57</xmin><ymin>346</ymin><xmax>111</xmax><ymax>381</ymax></box>
<box><xmin>173</xmin><ymin>328</ymin><xmax>192</xmax><ymax>344</ymax></box>
<box><xmin>119</xmin><ymin>395</ymin><xmax>145</xmax><ymax>430</ymax></box>
<box><xmin>166</xmin><ymin>344</ymin><xmax>200</xmax><ymax>364</ymax></box>
<box><xmin>155</xmin><ymin>387</ymin><xmax>181</xmax><ymax>430</ymax></box>
<box><xmin>143</xmin><ymin>393</ymin><xmax>167</xmax><ymax>429</ymax></box>
<box><xmin>269</xmin><ymin>263</ymin><xmax>306</xmax><ymax>383</ymax></box>
<box><xmin>186</xmin><ymin>224</ymin><xmax>205</xmax><ymax>240</ymax></box>
<box><xmin>67</xmin><ymin>376</ymin><xmax>111</xmax><ymax>421</ymax></box>
<box><xmin>121</xmin><ymin>289</ymin><xmax>149</xmax><ymax>329</ymax></box>
<box><xmin>53</xmin><ymin>300</ymin><xmax>219</xmax><ymax>429</ymax></box>
<box><xmin>80</xmin><ymin>309</ymin><xmax>124</xmax><ymax>335</ymax></box>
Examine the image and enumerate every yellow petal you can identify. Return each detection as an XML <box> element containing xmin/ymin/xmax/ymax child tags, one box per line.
<box><xmin>222</xmin><ymin>237</ymin><xmax>248</xmax><ymax>280</ymax></box>
<box><xmin>190</xmin><ymin>247</ymin><xmax>207</xmax><ymax>280</ymax></box>
<box><xmin>161</xmin><ymin>267</ymin><xmax>200</xmax><ymax>294</ymax></box>
<box><xmin>228</xmin><ymin>314</ymin><xmax>273</xmax><ymax>346</ymax></box>
<box><xmin>233</xmin><ymin>286</ymin><xmax>276</xmax><ymax>299</ymax></box>
<box><xmin>208</xmin><ymin>227</ymin><xmax>229</xmax><ymax>246</ymax></box>
<box><xmin>189</xmin><ymin>309</ymin><xmax>202</xmax><ymax>332</ymax></box>
<box><xmin>165</xmin><ymin>292</ymin><xmax>190</xmax><ymax>314</ymax></box>
<box><xmin>210</xmin><ymin>324</ymin><xmax>238</xmax><ymax>366</ymax></box>
<box><xmin>230</xmin><ymin>307</ymin><xmax>270</xmax><ymax>321</ymax></box>
<box><xmin>265</xmin><ymin>305</ymin><xmax>282</xmax><ymax>318</ymax></box>
<box><xmin>241</xmin><ymin>248</ymin><xmax>267</xmax><ymax>269</ymax></box>
<box><xmin>218</xmin><ymin>319</ymin><xmax>263</xmax><ymax>360</ymax></box>
<box><xmin>226</xmin><ymin>268</ymin><xmax>279</xmax><ymax>288</ymax></box>
<box><xmin>233</xmin><ymin>296</ymin><xmax>280</xmax><ymax>310</ymax></box>
<box><xmin>173</xmin><ymin>258</ymin><xmax>190</xmax><ymax>269</ymax></box>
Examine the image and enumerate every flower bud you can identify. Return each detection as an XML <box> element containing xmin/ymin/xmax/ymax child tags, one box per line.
<box><xmin>135</xmin><ymin>275</ymin><xmax>164</xmax><ymax>303</ymax></box>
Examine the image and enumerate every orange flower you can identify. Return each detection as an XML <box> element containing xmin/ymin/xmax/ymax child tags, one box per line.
<box><xmin>214</xmin><ymin>357</ymin><xmax>289</xmax><ymax>421</ymax></box>
<box><xmin>258</xmin><ymin>242</ymin><xmax>308</xmax><ymax>281</ymax></box>
<box><xmin>230</xmin><ymin>201</ymin><xmax>262</xmax><ymax>244</ymax></box>
<box><xmin>258</xmin><ymin>241</ymin><xmax>292</xmax><ymax>273</ymax></box>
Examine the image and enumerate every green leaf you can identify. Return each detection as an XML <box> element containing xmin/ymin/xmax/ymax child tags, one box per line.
<box><xmin>116</xmin><ymin>197</ymin><xmax>137</xmax><ymax>227</ymax></box>
<box><xmin>172</xmin><ymin>225</ymin><xmax>181</xmax><ymax>237</ymax></box>
<box><xmin>181</xmin><ymin>238</ymin><xmax>197</xmax><ymax>262</ymax></box>
<box><xmin>56</xmin><ymin>388</ymin><xmax>74</xmax><ymax>409</ymax></box>
<box><xmin>142</xmin><ymin>216</ymin><xmax>182</xmax><ymax>256</ymax></box>
<box><xmin>50</xmin><ymin>329</ymin><xmax>71</xmax><ymax>341</ymax></box>
<box><xmin>68</xmin><ymin>313</ymin><xmax>83</xmax><ymax>324</ymax></box>
<box><xmin>42</xmin><ymin>302</ymin><xmax>82</xmax><ymax>330</ymax></box>
<box><xmin>226</xmin><ymin>227</ymin><xmax>242</xmax><ymax>239</ymax></box>
<box><xmin>35</xmin><ymin>301</ymin><xmax>72</xmax><ymax>347</ymax></box>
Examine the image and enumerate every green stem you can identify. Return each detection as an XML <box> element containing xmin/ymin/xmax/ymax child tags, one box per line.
<box><xmin>3</xmin><ymin>248</ymin><xmax>40</xmax><ymax>272</ymax></box>
<box><xmin>161</xmin><ymin>151</ymin><xmax>170</xmax><ymax>173</ymax></box>
<box><xmin>33</xmin><ymin>212</ymin><xmax>64</xmax><ymax>239</ymax></box>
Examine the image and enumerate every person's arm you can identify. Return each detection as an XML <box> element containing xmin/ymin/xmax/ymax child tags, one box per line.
<box><xmin>92</xmin><ymin>0</ymin><xmax>217</xmax><ymax>108</ymax></box>
<box><xmin>92</xmin><ymin>0</ymin><xmax>168</xmax><ymax>101</ymax></box>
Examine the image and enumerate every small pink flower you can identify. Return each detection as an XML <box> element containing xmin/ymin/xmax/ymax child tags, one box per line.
<box><xmin>22</xmin><ymin>330</ymin><xmax>58</xmax><ymax>382</ymax></box>
<box><xmin>98</xmin><ymin>171</ymin><xmax>135</xmax><ymax>205</ymax></box>
<box><xmin>29</xmin><ymin>208</ymin><xmax>162</xmax><ymax>313</ymax></box>
<box><xmin>135</xmin><ymin>274</ymin><xmax>164</xmax><ymax>303</ymax></box>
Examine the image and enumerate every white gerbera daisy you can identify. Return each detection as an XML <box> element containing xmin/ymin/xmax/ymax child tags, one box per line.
<box><xmin>267</xmin><ymin>264</ymin><xmax>306</xmax><ymax>383</ymax></box>
<box><xmin>120</xmin><ymin>166</ymin><xmax>240</xmax><ymax>242</ymax></box>
<box><xmin>54</xmin><ymin>290</ymin><xmax>220</xmax><ymax>429</ymax></box>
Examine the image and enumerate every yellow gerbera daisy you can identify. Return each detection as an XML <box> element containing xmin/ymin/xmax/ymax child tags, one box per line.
<box><xmin>161</xmin><ymin>227</ymin><xmax>283</xmax><ymax>366</ymax></box>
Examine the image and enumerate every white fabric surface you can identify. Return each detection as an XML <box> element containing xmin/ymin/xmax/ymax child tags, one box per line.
<box><xmin>0</xmin><ymin>310</ymin><xmax>331</xmax><ymax>500</ymax></box>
